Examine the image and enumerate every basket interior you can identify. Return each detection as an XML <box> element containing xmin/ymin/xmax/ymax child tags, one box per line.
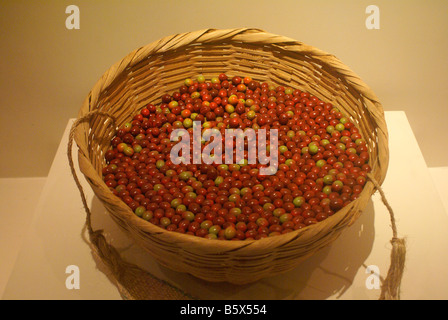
<box><xmin>87</xmin><ymin>41</ymin><xmax>383</xmax><ymax>179</ymax></box>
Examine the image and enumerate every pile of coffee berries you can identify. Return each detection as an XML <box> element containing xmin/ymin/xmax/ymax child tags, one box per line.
<box><xmin>102</xmin><ymin>74</ymin><xmax>371</xmax><ymax>240</ymax></box>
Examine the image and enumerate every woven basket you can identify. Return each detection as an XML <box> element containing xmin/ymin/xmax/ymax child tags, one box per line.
<box><xmin>73</xmin><ymin>28</ymin><xmax>389</xmax><ymax>285</ymax></box>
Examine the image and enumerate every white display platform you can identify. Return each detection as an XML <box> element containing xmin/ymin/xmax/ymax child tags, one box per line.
<box><xmin>3</xmin><ymin>111</ymin><xmax>448</xmax><ymax>300</ymax></box>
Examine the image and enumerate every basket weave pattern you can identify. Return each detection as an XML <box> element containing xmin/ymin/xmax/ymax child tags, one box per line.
<box><xmin>74</xmin><ymin>28</ymin><xmax>388</xmax><ymax>284</ymax></box>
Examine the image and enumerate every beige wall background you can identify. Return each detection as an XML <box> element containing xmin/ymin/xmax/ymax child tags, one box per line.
<box><xmin>1</xmin><ymin>0</ymin><xmax>447</xmax><ymax>178</ymax></box>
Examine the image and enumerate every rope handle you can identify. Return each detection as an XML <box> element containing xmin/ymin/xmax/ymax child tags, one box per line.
<box><xmin>67</xmin><ymin>110</ymin><xmax>405</xmax><ymax>300</ymax></box>
<box><xmin>67</xmin><ymin>110</ymin><xmax>195</xmax><ymax>300</ymax></box>
<box><xmin>366</xmin><ymin>173</ymin><xmax>406</xmax><ymax>300</ymax></box>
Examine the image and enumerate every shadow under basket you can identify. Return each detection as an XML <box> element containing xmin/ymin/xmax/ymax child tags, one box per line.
<box><xmin>73</xmin><ymin>28</ymin><xmax>389</xmax><ymax>285</ymax></box>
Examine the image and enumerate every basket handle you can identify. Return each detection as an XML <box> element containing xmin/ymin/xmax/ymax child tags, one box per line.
<box><xmin>67</xmin><ymin>110</ymin><xmax>195</xmax><ymax>300</ymax></box>
<box><xmin>366</xmin><ymin>173</ymin><xmax>406</xmax><ymax>300</ymax></box>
